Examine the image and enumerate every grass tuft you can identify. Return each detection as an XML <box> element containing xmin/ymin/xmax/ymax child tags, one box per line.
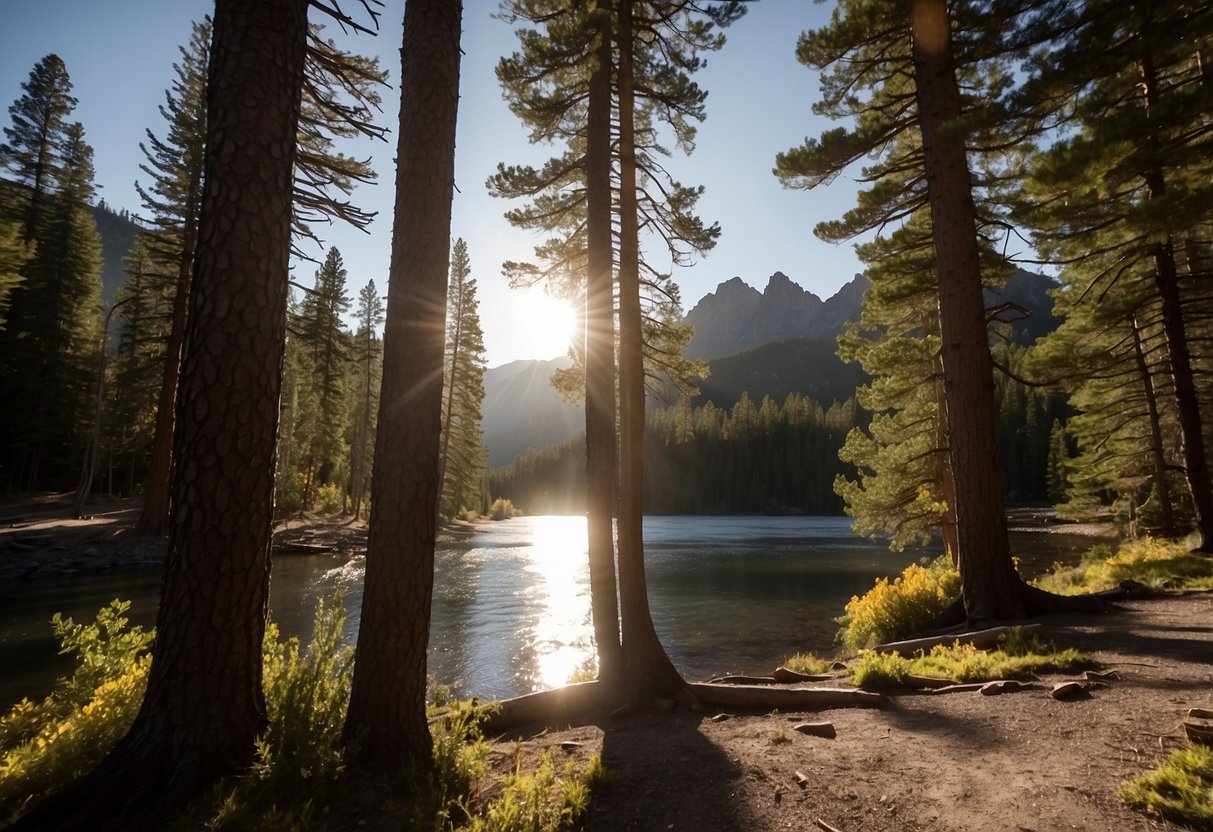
<box><xmin>850</xmin><ymin>629</ymin><xmax>1088</xmax><ymax>689</ymax></box>
<box><xmin>1120</xmin><ymin>743</ymin><xmax>1213</xmax><ymax>828</ymax></box>
<box><xmin>1033</xmin><ymin>537</ymin><xmax>1213</xmax><ymax>595</ymax></box>
<box><xmin>781</xmin><ymin>652</ymin><xmax>833</xmax><ymax>675</ymax></box>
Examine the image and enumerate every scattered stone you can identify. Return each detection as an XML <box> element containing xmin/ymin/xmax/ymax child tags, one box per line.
<box><xmin>981</xmin><ymin>680</ymin><xmax>1033</xmax><ymax>695</ymax></box>
<box><xmin>794</xmin><ymin>770</ymin><xmax>810</xmax><ymax>789</ymax></box>
<box><xmin>829</xmin><ymin>661</ymin><xmax>848</xmax><ymax>671</ymax></box>
<box><xmin>1082</xmin><ymin>669</ymin><xmax>1121</xmax><ymax>681</ymax></box>
<box><xmin>792</xmin><ymin>721</ymin><xmax>836</xmax><ymax>738</ymax></box>
<box><xmin>1050</xmin><ymin>681</ymin><xmax>1086</xmax><ymax>700</ymax></box>
<box><xmin>710</xmin><ymin>713</ymin><xmax>731</xmax><ymax>722</ymax></box>
<box><xmin>559</xmin><ymin>741</ymin><xmax>582</xmax><ymax>752</ymax></box>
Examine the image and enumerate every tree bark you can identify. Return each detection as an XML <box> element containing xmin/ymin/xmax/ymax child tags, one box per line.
<box><xmin>615</xmin><ymin>0</ymin><xmax>693</xmax><ymax>706</ymax></box>
<box><xmin>16</xmin><ymin>3</ymin><xmax>308</xmax><ymax>827</ymax></box>
<box><xmin>585</xmin><ymin>0</ymin><xmax>623</xmax><ymax>686</ymax></box>
<box><xmin>1130</xmin><ymin>316</ymin><xmax>1177</xmax><ymax>536</ymax></box>
<box><xmin>135</xmin><ymin>168</ymin><xmax>200</xmax><ymax>538</ymax></box>
<box><xmin>344</xmin><ymin>0</ymin><xmax>462</xmax><ymax>770</ymax></box>
<box><xmin>1136</xmin><ymin>25</ymin><xmax>1213</xmax><ymax>552</ymax></box>
<box><xmin>909</xmin><ymin>0</ymin><xmax>1025</xmax><ymax>621</ymax></box>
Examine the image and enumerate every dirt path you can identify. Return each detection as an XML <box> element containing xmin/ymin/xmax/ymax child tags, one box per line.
<box><xmin>493</xmin><ymin>594</ymin><xmax>1211</xmax><ymax>832</ymax></box>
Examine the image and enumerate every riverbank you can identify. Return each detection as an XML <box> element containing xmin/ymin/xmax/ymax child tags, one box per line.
<box><xmin>0</xmin><ymin>495</ymin><xmax>1113</xmax><ymax>582</ymax></box>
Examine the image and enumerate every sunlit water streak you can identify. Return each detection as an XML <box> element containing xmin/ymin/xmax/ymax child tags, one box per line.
<box><xmin>0</xmin><ymin>516</ymin><xmax>1102</xmax><ymax>706</ymax></box>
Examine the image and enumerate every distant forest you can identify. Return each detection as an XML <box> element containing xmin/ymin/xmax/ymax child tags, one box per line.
<box><xmin>491</xmin><ymin>350</ymin><xmax>1066</xmax><ymax>516</ymax></box>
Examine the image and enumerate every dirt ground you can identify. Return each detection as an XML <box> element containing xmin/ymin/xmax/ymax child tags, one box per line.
<box><xmin>2</xmin><ymin>495</ymin><xmax>1210</xmax><ymax>831</ymax></box>
<box><xmin>491</xmin><ymin>593</ymin><xmax>1212</xmax><ymax>832</ymax></box>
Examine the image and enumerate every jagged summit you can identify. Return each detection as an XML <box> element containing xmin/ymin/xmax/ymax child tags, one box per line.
<box><xmin>683</xmin><ymin>272</ymin><xmax>866</xmax><ymax>360</ymax></box>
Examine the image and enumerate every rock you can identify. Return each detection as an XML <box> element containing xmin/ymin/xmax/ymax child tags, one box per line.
<box><xmin>1082</xmin><ymin>669</ymin><xmax>1120</xmax><ymax>681</ymax></box>
<box><xmin>559</xmin><ymin>741</ymin><xmax>583</xmax><ymax>752</ymax></box>
<box><xmin>710</xmin><ymin>713</ymin><xmax>731</xmax><ymax>722</ymax></box>
<box><xmin>794</xmin><ymin>770</ymin><xmax>810</xmax><ymax>789</ymax></box>
<box><xmin>1050</xmin><ymin>681</ymin><xmax>1086</xmax><ymax>700</ymax></box>
<box><xmin>980</xmin><ymin>680</ymin><xmax>1030</xmax><ymax>695</ymax></box>
<box><xmin>792</xmin><ymin>721</ymin><xmax>836</xmax><ymax>738</ymax></box>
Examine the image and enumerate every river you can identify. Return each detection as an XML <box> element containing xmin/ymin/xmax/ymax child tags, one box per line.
<box><xmin>0</xmin><ymin>515</ymin><xmax>1099</xmax><ymax>707</ymax></box>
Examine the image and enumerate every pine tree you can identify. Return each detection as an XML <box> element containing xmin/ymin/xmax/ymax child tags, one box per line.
<box><xmin>134</xmin><ymin>19</ymin><xmax>209</xmax><ymax>535</ymax></box>
<box><xmin>348</xmin><ymin>278</ymin><xmax>384</xmax><ymax>519</ymax></box>
<box><xmin>134</xmin><ymin>17</ymin><xmax>386</xmax><ymax>535</ymax></box>
<box><xmin>0</xmin><ymin>54</ymin><xmax>77</xmax><ymax>244</ymax></box>
<box><xmin>345</xmin><ymin>0</ymin><xmax>462</xmax><ymax>771</ymax></box>
<box><xmin>294</xmin><ymin>246</ymin><xmax>351</xmax><ymax>509</ymax></box>
<box><xmin>0</xmin><ymin>121</ymin><xmax>102</xmax><ymax>490</ymax></box>
<box><xmin>439</xmin><ymin>238</ymin><xmax>488</xmax><ymax>519</ymax></box>
<box><xmin>17</xmin><ymin>2</ymin><xmax>311</xmax><ymax>825</ymax></box>
<box><xmin>1013</xmin><ymin>0</ymin><xmax>1213</xmax><ymax>550</ymax></box>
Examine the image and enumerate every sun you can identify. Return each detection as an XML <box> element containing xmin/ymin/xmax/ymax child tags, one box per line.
<box><xmin>513</xmin><ymin>288</ymin><xmax>578</xmax><ymax>361</ymax></box>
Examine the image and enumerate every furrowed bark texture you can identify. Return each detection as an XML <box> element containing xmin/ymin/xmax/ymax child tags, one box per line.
<box><xmin>585</xmin><ymin>0</ymin><xmax>623</xmax><ymax>687</ymax></box>
<box><xmin>16</xmin><ymin>2</ymin><xmax>308</xmax><ymax>827</ymax></box>
<box><xmin>908</xmin><ymin>0</ymin><xmax>1024</xmax><ymax>620</ymax></box>
<box><xmin>344</xmin><ymin>0</ymin><xmax>463</xmax><ymax>768</ymax></box>
<box><xmin>616</xmin><ymin>0</ymin><xmax>691</xmax><ymax>703</ymax></box>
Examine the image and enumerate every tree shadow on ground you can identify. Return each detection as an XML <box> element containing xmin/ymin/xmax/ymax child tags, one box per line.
<box><xmin>583</xmin><ymin>710</ymin><xmax>758</xmax><ymax>832</ymax></box>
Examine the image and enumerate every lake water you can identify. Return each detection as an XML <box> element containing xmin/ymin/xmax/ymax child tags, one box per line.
<box><xmin>0</xmin><ymin>515</ymin><xmax>1099</xmax><ymax>707</ymax></box>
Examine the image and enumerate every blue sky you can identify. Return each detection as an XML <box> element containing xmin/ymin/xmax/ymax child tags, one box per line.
<box><xmin>1</xmin><ymin>1</ymin><xmax>866</xmax><ymax>367</ymax></box>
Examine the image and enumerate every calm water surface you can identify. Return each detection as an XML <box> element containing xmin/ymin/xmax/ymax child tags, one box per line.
<box><xmin>0</xmin><ymin>516</ymin><xmax>1099</xmax><ymax>706</ymax></box>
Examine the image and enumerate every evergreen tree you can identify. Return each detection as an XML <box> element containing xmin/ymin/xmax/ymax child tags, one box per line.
<box><xmin>134</xmin><ymin>17</ymin><xmax>386</xmax><ymax>535</ymax></box>
<box><xmin>1013</xmin><ymin>0</ymin><xmax>1213</xmax><ymax>550</ymax></box>
<box><xmin>439</xmin><ymin>238</ymin><xmax>488</xmax><ymax>519</ymax></box>
<box><xmin>134</xmin><ymin>19</ymin><xmax>209</xmax><ymax>535</ymax></box>
<box><xmin>19</xmin><ymin>2</ymin><xmax>311</xmax><ymax>825</ymax></box>
<box><xmin>0</xmin><ymin>215</ymin><xmax>26</xmax><ymax>329</ymax></box>
<box><xmin>347</xmin><ymin>278</ymin><xmax>384</xmax><ymax>519</ymax></box>
<box><xmin>294</xmin><ymin>246</ymin><xmax>351</xmax><ymax>509</ymax></box>
<box><xmin>345</xmin><ymin>0</ymin><xmax>462</xmax><ymax>771</ymax></box>
<box><xmin>0</xmin><ymin>121</ymin><xmax>102</xmax><ymax>490</ymax></box>
<box><xmin>0</xmin><ymin>54</ymin><xmax>77</xmax><ymax>244</ymax></box>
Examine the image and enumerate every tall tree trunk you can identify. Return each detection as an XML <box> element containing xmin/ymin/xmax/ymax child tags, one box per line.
<box><xmin>344</xmin><ymin>0</ymin><xmax>462</xmax><ymax>769</ymax></box>
<box><xmin>615</xmin><ymin>0</ymin><xmax>691</xmax><ymax>704</ymax></box>
<box><xmin>350</xmin><ymin>336</ymin><xmax>373</xmax><ymax>519</ymax></box>
<box><xmin>135</xmin><ymin>171</ymin><xmax>200</xmax><ymax>538</ymax></box>
<box><xmin>438</xmin><ymin>280</ymin><xmax>465</xmax><ymax>512</ymax></box>
<box><xmin>585</xmin><ymin>0</ymin><xmax>623</xmax><ymax>686</ymax></box>
<box><xmin>17</xmin><ymin>2</ymin><xmax>308</xmax><ymax>827</ymax></box>
<box><xmin>1137</xmin><ymin>26</ymin><xmax>1213</xmax><ymax>551</ymax></box>
<box><xmin>908</xmin><ymin>0</ymin><xmax>1024</xmax><ymax>621</ymax></box>
<box><xmin>931</xmin><ymin>337</ymin><xmax>960</xmax><ymax>565</ymax></box>
<box><xmin>1130</xmin><ymin>315</ymin><xmax>1178</xmax><ymax>536</ymax></box>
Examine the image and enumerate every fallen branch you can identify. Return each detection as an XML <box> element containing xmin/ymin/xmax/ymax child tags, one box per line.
<box><xmin>704</xmin><ymin>674</ymin><xmax>779</xmax><ymax>686</ymax></box>
<box><xmin>274</xmin><ymin>540</ymin><xmax>338</xmax><ymax>554</ymax></box>
<box><xmin>481</xmin><ymin>681</ymin><xmax>604</xmax><ymax>735</ymax></box>
<box><xmin>773</xmin><ymin>666</ymin><xmax>838</xmax><ymax>683</ymax></box>
<box><xmin>689</xmin><ymin>683</ymin><xmax>884</xmax><ymax>710</ymax></box>
<box><xmin>815</xmin><ymin>819</ymin><xmax>844</xmax><ymax>832</ymax></box>
<box><xmin>873</xmin><ymin>623</ymin><xmax>1044</xmax><ymax>655</ymax></box>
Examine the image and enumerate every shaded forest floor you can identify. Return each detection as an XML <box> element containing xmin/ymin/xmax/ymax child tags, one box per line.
<box><xmin>2</xmin><ymin>495</ymin><xmax>1208</xmax><ymax>830</ymax></box>
<box><xmin>498</xmin><ymin>593</ymin><xmax>1210</xmax><ymax>832</ymax></box>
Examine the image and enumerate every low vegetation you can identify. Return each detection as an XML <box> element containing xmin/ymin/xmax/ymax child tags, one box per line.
<box><xmin>849</xmin><ymin>629</ymin><xmax>1088</xmax><ymax>689</ymax></box>
<box><xmin>0</xmin><ymin>600</ymin><xmax>153</xmax><ymax>826</ymax></box>
<box><xmin>780</xmin><ymin>652</ymin><xmax>835</xmax><ymax>676</ymax></box>
<box><xmin>1032</xmin><ymin>537</ymin><xmax>1213</xmax><ymax>595</ymax></box>
<box><xmin>2</xmin><ymin>598</ymin><xmax>604</xmax><ymax>831</ymax></box>
<box><xmin>1120</xmin><ymin>744</ymin><xmax>1213</xmax><ymax>829</ymax></box>
<box><xmin>489</xmin><ymin>498</ymin><xmax>519</xmax><ymax>521</ymax></box>
<box><xmin>836</xmin><ymin>555</ymin><xmax>961</xmax><ymax>650</ymax></box>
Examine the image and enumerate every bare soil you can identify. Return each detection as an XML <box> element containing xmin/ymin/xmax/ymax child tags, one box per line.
<box><xmin>2</xmin><ymin>495</ymin><xmax>1209</xmax><ymax>831</ymax></box>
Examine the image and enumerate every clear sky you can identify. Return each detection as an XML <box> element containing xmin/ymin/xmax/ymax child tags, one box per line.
<box><xmin>1</xmin><ymin>1</ymin><xmax>865</xmax><ymax>367</ymax></box>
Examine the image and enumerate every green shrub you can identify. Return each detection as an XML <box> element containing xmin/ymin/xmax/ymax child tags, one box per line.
<box><xmin>1120</xmin><ymin>743</ymin><xmax>1213</xmax><ymax>828</ymax></box>
<box><xmin>466</xmin><ymin>750</ymin><xmax>604</xmax><ymax>832</ymax></box>
<box><xmin>781</xmin><ymin>653</ymin><xmax>834</xmax><ymax>675</ymax></box>
<box><xmin>314</xmin><ymin>482</ymin><xmax>345</xmax><ymax>515</ymax></box>
<box><xmin>489</xmin><ymin>498</ymin><xmax>518</xmax><ymax>521</ymax></box>
<box><xmin>837</xmin><ymin>556</ymin><xmax>961</xmax><ymax>650</ymax></box>
<box><xmin>208</xmin><ymin>594</ymin><xmax>355</xmax><ymax>830</ymax></box>
<box><xmin>849</xmin><ymin>629</ymin><xmax>1088</xmax><ymax>689</ymax></box>
<box><xmin>0</xmin><ymin>600</ymin><xmax>153</xmax><ymax>825</ymax></box>
<box><xmin>1033</xmin><ymin>537</ymin><xmax>1213</xmax><ymax>595</ymax></box>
